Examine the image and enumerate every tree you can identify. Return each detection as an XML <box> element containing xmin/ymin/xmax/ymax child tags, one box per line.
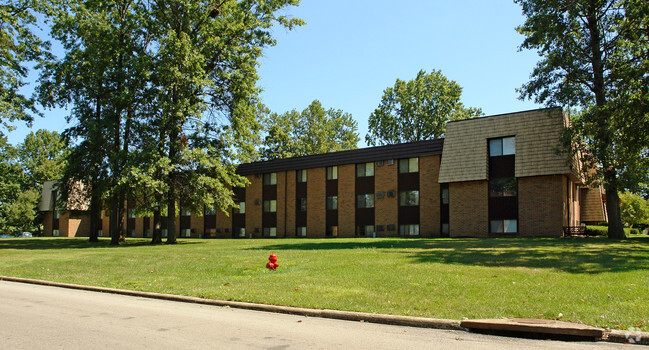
<box><xmin>40</xmin><ymin>0</ymin><xmax>151</xmax><ymax>244</ymax></box>
<box><xmin>0</xmin><ymin>0</ymin><xmax>51</xmax><ymax>133</ymax></box>
<box><xmin>40</xmin><ymin>0</ymin><xmax>304</xmax><ymax>245</ymax></box>
<box><xmin>15</xmin><ymin>130</ymin><xmax>67</xmax><ymax>234</ymax></box>
<box><xmin>365</xmin><ymin>69</ymin><xmax>482</xmax><ymax>146</ymax></box>
<box><xmin>0</xmin><ymin>135</ymin><xmax>23</xmax><ymax>232</ymax></box>
<box><xmin>619</xmin><ymin>192</ymin><xmax>649</xmax><ymax>228</ymax></box>
<box><xmin>516</xmin><ymin>0</ymin><xmax>649</xmax><ymax>239</ymax></box>
<box><xmin>261</xmin><ymin>100</ymin><xmax>359</xmax><ymax>160</ymax></box>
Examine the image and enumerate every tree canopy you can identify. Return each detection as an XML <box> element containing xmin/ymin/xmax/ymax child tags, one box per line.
<box><xmin>0</xmin><ymin>0</ymin><xmax>52</xmax><ymax>133</ymax></box>
<box><xmin>261</xmin><ymin>100</ymin><xmax>359</xmax><ymax>160</ymax></box>
<box><xmin>365</xmin><ymin>69</ymin><xmax>482</xmax><ymax>146</ymax></box>
<box><xmin>516</xmin><ymin>0</ymin><xmax>649</xmax><ymax>239</ymax></box>
<box><xmin>39</xmin><ymin>0</ymin><xmax>304</xmax><ymax>244</ymax></box>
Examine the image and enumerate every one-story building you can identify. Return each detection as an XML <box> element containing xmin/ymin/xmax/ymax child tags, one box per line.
<box><xmin>40</xmin><ymin>108</ymin><xmax>607</xmax><ymax>238</ymax></box>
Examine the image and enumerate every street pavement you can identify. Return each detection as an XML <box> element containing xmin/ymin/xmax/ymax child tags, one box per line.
<box><xmin>0</xmin><ymin>281</ymin><xmax>629</xmax><ymax>349</ymax></box>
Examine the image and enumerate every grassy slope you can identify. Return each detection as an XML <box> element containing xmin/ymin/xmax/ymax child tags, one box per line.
<box><xmin>0</xmin><ymin>236</ymin><xmax>647</xmax><ymax>330</ymax></box>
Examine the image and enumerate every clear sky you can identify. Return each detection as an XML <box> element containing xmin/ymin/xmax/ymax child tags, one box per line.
<box><xmin>7</xmin><ymin>0</ymin><xmax>543</xmax><ymax>147</ymax></box>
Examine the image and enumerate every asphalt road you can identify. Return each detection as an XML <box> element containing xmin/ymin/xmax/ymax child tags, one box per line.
<box><xmin>0</xmin><ymin>281</ymin><xmax>627</xmax><ymax>349</ymax></box>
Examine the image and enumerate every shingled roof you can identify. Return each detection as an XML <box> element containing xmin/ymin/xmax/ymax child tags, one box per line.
<box><xmin>237</xmin><ymin>139</ymin><xmax>444</xmax><ymax>175</ymax></box>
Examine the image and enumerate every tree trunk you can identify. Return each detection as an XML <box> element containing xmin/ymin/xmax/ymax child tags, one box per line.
<box><xmin>151</xmin><ymin>209</ymin><xmax>162</xmax><ymax>244</ymax></box>
<box><xmin>604</xmin><ymin>171</ymin><xmax>626</xmax><ymax>239</ymax></box>
<box><xmin>88</xmin><ymin>193</ymin><xmax>100</xmax><ymax>242</ymax></box>
<box><xmin>166</xmin><ymin>196</ymin><xmax>177</xmax><ymax>244</ymax></box>
<box><xmin>109</xmin><ymin>197</ymin><xmax>120</xmax><ymax>245</ymax></box>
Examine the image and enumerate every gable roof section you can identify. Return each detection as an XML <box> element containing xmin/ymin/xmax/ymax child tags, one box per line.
<box><xmin>237</xmin><ymin>139</ymin><xmax>444</xmax><ymax>175</ymax></box>
<box><xmin>438</xmin><ymin>108</ymin><xmax>570</xmax><ymax>183</ymax></box>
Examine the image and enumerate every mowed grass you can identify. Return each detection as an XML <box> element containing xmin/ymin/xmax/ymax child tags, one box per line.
<box><xmin>0</xmin><ymin>236</ymin><xmax>647</xmax><ymax>330</ymax></box>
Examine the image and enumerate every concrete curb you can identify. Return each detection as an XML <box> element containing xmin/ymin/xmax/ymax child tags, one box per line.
<box><xmin>605</xmin><ymin>330</ymin><xmax>649</xmax><ymax>346</ymax></box>
<box><xmin>0</xmin><ymin>276</ymin><xmax>461</xmax><ymax>330</ymax></box>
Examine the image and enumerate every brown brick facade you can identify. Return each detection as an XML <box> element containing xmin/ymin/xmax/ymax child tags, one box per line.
<box><xmin>518</xmin><ymin>175</ymin><xmax>564</xmax><ymax>236</ymax></box>
<box><xmin>420</xmin><ymin>155</ymin><xmax>441</xmax><ymax>236</ymax></box>
<box><xmin>39</xmin><ymin>110</ymin><xmax>606</xmax><ymax>239</ymax></box>
<box><xmin>374</xmin><ymin>160</ymin><xmax>397</xmax><ymax>236</ymax></box>
<box><xmin>307</xmin><ymin>167</ymin><xmax>326</xmax><ymax>237</ymax></box>
<box><xmin>338</xmin><ymin>164</ymin><xmax>355</xmax><ymax>237</ymax></box>
<box><xmin>449</xmin><ymin>181</ymin><xmax>489</xmax><ymax>237</ymax></box>
<box><xmin>245</xmin><ymin>174</ymin><xmax>262</xmax><ymax>238</ymax></box>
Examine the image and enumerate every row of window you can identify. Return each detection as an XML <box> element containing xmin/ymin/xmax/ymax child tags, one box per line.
<box><xmin>258</xmin><ymin>191</ymin><xmax>421</xmax><ymax>212</ymax></box>
<box><xmin>260</xmin><ymin>157</ymin><xmax>421</xmax><ymax>185</ymax></box>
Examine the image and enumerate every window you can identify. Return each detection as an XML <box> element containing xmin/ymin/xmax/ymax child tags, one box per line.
<box><xmin>441</xmin><ymin>223</ymin><xmax>449</xmax><ymax>235</ymax></box>
<box><xmin>357</xmin><ymin>194</ymin><xmax>375</xmax><ymax>208</ymax></box>
<box><xmin>399</xmin><ymin>224</ymin><xmax>420</xmax><ymax>236</ymax></box>
<box><xmin>53</xmin><ymin>210</ymin><xmax>60</xmax><ymax>219</ymax></box>
<box><xmin>489</xmin><ymin>137</ymin><xmax>515</xmax><ymax>157</ymax></box>
<box><xmin>52</xmin><ymin>229</ymin><xmax>60</xmax><ymax>237</ymax></box>
<box><xmin>263</xmin><ymin>172</ymin><xmax>277</xmax><ymax>185</ymax></box>
<box><xmin>263</xmin><ymin>200</ymin><xmax>277</xmax><ymax>213</ymax></box>
<box><xmin>97</xmin><ymin>230</ymin><xmax>103</xmax><ymax>237</ymax></box>
<box><xmin>489</xmin><ymin>178</ymin><xmax>517</xmax><ymax>197</ymax></box>
<box><xmin>181</xmin><ymin>228</ymin><xmax>191</xmax><ymax>237</ymax></box>
<box><xmin>234</xmin><ymin>227</ymin><xmax>245</xmax><ymax>238</ymax></box>
<box><xmin>181</xmin><ymin>208</ymin><xmax>191</xmax><ymax>216</ymax></box>
<box><xmin>327</xmin><ymin>226</ymin><xmax>338</xmax><ymax>237</ymax></box>
<box><xmin>296</xmin><ymin>226</ymin><xmax>307</xmax><ymax>237</ymax></box>
<box><xmin>263</xmin><ymin>227</ymin><xmax>277</xmax><ymax>237</ymax></box>
<box><xmin>297</xmin><ymin>169</ymin><xmax>307</xmax><ymax>183</ymax></box>
<box><xmin>399</xmin><ymin>157</ymin><xmax>419</xmax><ymax>173</ymax></box>
<box><xmin>326</xmin><ymin>166</ymin><xmax>338</xmax><ymax>180</ymax></box>
<box><xmin>399</xmin><ymin>190</ymin><xmax>420</xmax><ymax>206</ymax></box>
<box><xmin>358</xmin><ymin>225</ymin><xmax>375</xmax><ymax>236</ymax></box>
<box><xmin>326</xmin><ymin>196</ymin><xmax>338</xmax><ymax>210</ymax></box>
<box><xmin>205</xmin><ymin>204</ymin><xmax>217</xmax><ymax>215</ymax></box>
<box><xmin>356</xmin><ymin>162</ymin><xmax>374</xmax><ymax>177</ymax></box>
<box><xmin>233</xmin><ymin>202</ymin><xmax>246</xmax><ymax>214</ymax></box>
<box><xmin>491</xmin><ymin>219</ymin><xmax>517</xmax><ymax>233</ymax></box>
<box><xmin>441</xmin><ymin>186</ymin><xmax>449</xmax><ymax>205</ymax></box>
<box><xmin>298</xmin><ymin>197</ymin><xmax>307</xmax><ymax>212</ymax></box>
<box><xmin>161</xmin><ymin>229</ymin><xmax>168</xmax><ymax>237</ymax></box>
<box><xmin>143</xmin><ymin>229</ymin><xmax>150</xmax><ymax>238</ymax></box>
<box><xmin>127</xmin><ymin>209</ymin><xmax>136</xmax><ymax>218</ymax></box>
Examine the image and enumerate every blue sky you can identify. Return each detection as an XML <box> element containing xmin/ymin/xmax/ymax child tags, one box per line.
<box><xmin>8</xmin><ymin>0</ymin><xmax>543</xmax><ymax>147</ymax></box>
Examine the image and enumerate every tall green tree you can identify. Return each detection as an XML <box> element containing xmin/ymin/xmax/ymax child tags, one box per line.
<box><xmin>0</xmin><ymin>0</ymin><xmax>52</xmax><ymax>133</ymax></box>
<box><xmin>40</xmin><ymin>0</ymin><xmax>152</xmax><ymax>244</ymax></box>
<box><xmin>365</xmin><ymin>69</ymin><xmax>482</xmax><ymax>146</ymax></box>
<box><xmin>0</xmin><ymin>135</ymin><xmax>24</xmax><ymax>232</ymax></box>
<box><xmin>16</xmin><ymin>129</ymin><xmax>67</xmax><ymax>234</ymax></box>
<box><xmin>262</xmin><ymin>100</ymin><xmax>359</xmax><ymax>160</ymax></box>
<box><xmin>516</xmin><ymin>0</ymin><xmax>649</xmax><ymax>239</ymax></box>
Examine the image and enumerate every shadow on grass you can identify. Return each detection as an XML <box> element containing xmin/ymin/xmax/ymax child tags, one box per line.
<box><xmin>257</xmin><ymin>236</ymin><xmax>649</xmax><ymax>274</ymax></box>
<box><xmin>0</xmin><ymin>238</ymin><xmax>202</xmax><ymax>250</ymax></box>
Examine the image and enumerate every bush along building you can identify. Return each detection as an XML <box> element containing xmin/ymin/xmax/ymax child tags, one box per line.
<box><xmin>40</xmin><ymin>108</ymin><xmax>607</xmax><ymax>238</ymax></box>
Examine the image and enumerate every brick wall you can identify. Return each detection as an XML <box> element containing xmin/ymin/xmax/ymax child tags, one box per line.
<box><xmin>60</xmin><ymin>212</ymin><xmax>69</xmax><ymax>237</ymax></box>
<box><xmin>43</xmin><ymin>211</ymin><xmax>52</xmax><ymax>236</ymax></box>
<box><xmin>449</xmin><ymin>181</ymin><xmax>488</xmax><ymax>236</ymax></box>
<box><xmin>285</xmin><ymin>170</ymin><xmax>296</xmax><ymax>237</ymax></box>
<box><xmin>214</xmin><ymin>207</ymin><xmax>232</xmax><ymax>238</ymax></box>
<box><xmin>518</xmin><ymin>175</ymin><xmax>564</xmax><ymax>236</ymax></box>
<box><xmin>420</xmin><ymin>155</ymin><xmax>441</xmax><ymax>236</ymax></box>
<box><xmin>190</xmin><ymin>212</ymin><xmax>204</xmax><ymax>238</ymax></box>
<box><xmin>338</xmin><ymin>164</ymin><xmax>355</xmax><ymax>237</ymax></box>
<box><xmin>307</xmin><ymin>167</ymin><xmax>326</xmax><ymax>237</ymax></box>
<box><xmin>277</xmin><ymin>171</ymin><xmax>287</xmax><ymax>236</ymax></box>
<box><xmin>374</xmin><ymin>160</ymin><xmax>398</xmax><ymax>236</ymax></box>
<box><xmin>245</xmin><ymin>174</ymin><xmax>262</xmax><ymax>238</ymax></box>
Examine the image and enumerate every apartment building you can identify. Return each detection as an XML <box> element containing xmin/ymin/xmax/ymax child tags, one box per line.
<box><xmin>40</xmin><ymin>108</ymin><xmax>607</xmax><ymax>238</ymax></box>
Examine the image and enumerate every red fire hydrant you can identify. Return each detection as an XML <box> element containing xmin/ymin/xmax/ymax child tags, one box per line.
<box><xmin>266</xmin><ymin>254</ymin><xmax>279</xmax><ymax>270</ymax></box>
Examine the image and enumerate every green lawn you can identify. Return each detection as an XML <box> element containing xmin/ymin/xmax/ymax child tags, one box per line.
<box><xmin>1</xmin><ymin>236</ymin><xmax>647</xmax><ymax>330</ymax></box>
